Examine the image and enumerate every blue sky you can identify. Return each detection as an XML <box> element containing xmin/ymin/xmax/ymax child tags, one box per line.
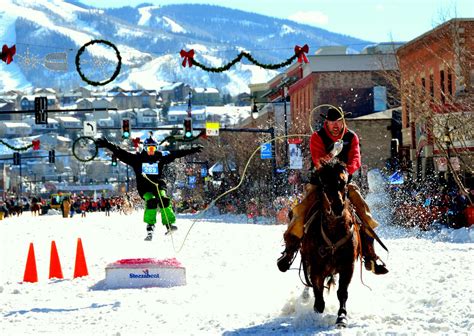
<box><xmin>78</xmin><ymin>0</ymin><xmax>473</xmax><ymax>42</ymax></box>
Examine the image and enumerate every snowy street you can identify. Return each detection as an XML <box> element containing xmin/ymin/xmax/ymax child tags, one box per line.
<box><xmin>1</xmin><ymin>211</ymin><xmax>473</xmax><ymax>335</ymax></box>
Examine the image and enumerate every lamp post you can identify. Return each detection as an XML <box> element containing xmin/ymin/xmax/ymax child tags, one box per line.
<box><xmin>251</xmin><ymin>101</ymin><xmax>259</xmax><ymax>120</ymax></box>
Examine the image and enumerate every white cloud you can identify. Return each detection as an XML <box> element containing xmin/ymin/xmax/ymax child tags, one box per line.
<box><xmin>376</xmin><ymin>4</ymin><xmax>384</xmax><ymax>11</ymax></box>
<box><xmin>288</xmin><ymin>10</ymin><xmax>329</xmax><ymax>27</ymax></box>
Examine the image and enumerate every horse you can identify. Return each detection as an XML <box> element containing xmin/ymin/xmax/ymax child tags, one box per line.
<box><xmin>8</xmin><ymin>204</ymin><xmax>23</xmax><ymax>217</ymax></box>
<box><xmin>300</xmin><ymin>160</ymin><xmax>360</xmax><ymax>328</ymax></box>
<box><xmin>31</xmin><ymin>202</ymin><xmax>41</xmax><ymax>216</ymax></box>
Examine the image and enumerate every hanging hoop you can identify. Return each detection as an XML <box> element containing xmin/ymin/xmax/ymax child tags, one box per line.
<box><xmin>72</xmin><ymin>136</ymin><xmax>98</xmax><ymax>162</ymax></box>
<box><xmin>75</xmin><ymin>39</ymin><xmax>122</xmax><ymax>86</ymax></box>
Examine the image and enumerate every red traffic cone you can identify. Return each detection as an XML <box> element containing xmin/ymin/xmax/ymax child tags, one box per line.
<box><xmin>73</xmin><ymin>238</ymin><xmax>88</xmax><ymax>278</ymax></box>
<box><xmin>49</xmin><ymin>241</ymin><xmax>63</xmax><ymax>279</ymax></box>
<box><xmin>23</xmin><ymin>243</ymin><xmax>38</xmax><ymax>283</ymax></box>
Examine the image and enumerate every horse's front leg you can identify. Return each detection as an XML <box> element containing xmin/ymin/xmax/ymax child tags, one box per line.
<box><xmin>335</xmin><ymin>265</ymin><xmax>354</xmax><ymax>328</ymax></box>
<box><xmin>312</xmin><ymin>275</ymin><xmax>326</xmax><ymax>313</ymax></box>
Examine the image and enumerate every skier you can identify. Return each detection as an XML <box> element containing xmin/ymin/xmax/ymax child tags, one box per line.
<box><xmin>96</xmin><ymin>134</ymin><xmax>203</xmax><ymax>240</ymax></box>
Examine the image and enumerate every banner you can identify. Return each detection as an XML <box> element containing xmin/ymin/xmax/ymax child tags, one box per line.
<box><xmin>289</xmin><ymin>143</ymin><xmax>303</xmax><ymax>169</ymax></box>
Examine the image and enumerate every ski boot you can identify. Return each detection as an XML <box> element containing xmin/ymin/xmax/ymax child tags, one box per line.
<box><xmin>144</xmin><ymin>224</ymin><xmax>154</xmax><ymax>241</ymax></box>
<box><xmin>165</xmin><ymin>224</ymin><xmax>178</xmax><ymax>235</ymax></box>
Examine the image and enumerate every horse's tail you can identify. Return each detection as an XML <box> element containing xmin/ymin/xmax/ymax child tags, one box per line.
<box><xmin>325</xmin><ymin>275</ymin><xmax>336</xmax><ymax>293</ymax></box>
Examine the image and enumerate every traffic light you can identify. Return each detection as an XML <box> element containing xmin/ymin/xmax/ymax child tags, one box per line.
<box><xmin>13</xmin><ymin>152</ymin><xmax>20</xmax><ymax>165</ymax></box>
<box><xmin>42</xmin><ymin>176</ymin><xmax>46</xmax><ymax>183</ymax></box>
<box><xmin>183</xmin><ymin>118</ymin><xmax>193</xmax><ymax>140</ymax></box>
<box><xmin>112</xmin><ymin>154</ymin><xmax>117</xmax><ymax>166</ymax></box>
<box><xmin>122</xmin><ymin>119</ymin><xmax>131</xmax><ymax>139</ymax></box>
<box><xmin>48</xmin><ymin>150</ymin><xmax>55</xmax><ymax>163</ymax></box>
<box><xmin>34</xmin><ymin>96</ymin><xmax>48</xmax><ymax>124</ymax></box>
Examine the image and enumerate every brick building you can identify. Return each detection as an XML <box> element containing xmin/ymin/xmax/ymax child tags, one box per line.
<box><xmin>285</xmin><ymin>45</ymin><xmax>400</xmax><ymax>174</ymax></box>
<box><xmin>396</xmin><ymin>18</ymin><xmax>473</xmax><ymax>182</ymax></box>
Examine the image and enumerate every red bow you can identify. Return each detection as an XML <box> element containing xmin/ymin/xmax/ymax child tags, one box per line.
<box><xmin>180</xmin><ymin>49</ymin><xmax>195</xmax><ymax>67</ymax></box>
<box><xmin>294</xmin><ymin>44</ymin><xmax>309</xmax><ymax>63</ymax></box>
<box><xmin>132</xmin><ymin>137</ymin><xmax>141</xmax><ymax>149</ymax></box>
<box><xmin>32</xmin><ymin>140</ymin><xmax>40</xmax><ymax>150</ymax></box>
<box><xmin>1</xmin><ymin>44</ymin><xmax>16</xmax><ymax>64</ymax></box>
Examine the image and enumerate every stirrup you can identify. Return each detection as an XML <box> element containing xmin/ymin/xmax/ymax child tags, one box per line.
<box><xmin>364</xmin><ymin>257</ymin><xmax>388</xmax><ymax>275</ymax></box>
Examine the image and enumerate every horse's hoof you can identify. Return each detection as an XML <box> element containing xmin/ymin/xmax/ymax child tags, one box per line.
<box><xmin>313</xmin><ymin>301</ymin><xmax>325</xmax><ymax>313</ymax></box>
<box><xmin>335</xmin><ymin>314</ymin><xmax>347</xmax><ymax>328</ymax></box>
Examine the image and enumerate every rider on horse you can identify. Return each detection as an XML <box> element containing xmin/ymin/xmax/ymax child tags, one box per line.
<box><xmin>277</xmin><ymin>107</ymin><xmax>389</xmax><ymax>275</ymax></box>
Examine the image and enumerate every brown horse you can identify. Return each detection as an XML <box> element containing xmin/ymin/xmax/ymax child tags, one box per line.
<box><xmin>300</xmin><ymin>160</ymin><xmax>360</xmax><ymax>328</ymax></box>
<box><xmin>31</xmin><ymin>203</ymin><xmax>41</xmax><ymax>216</ymax></box>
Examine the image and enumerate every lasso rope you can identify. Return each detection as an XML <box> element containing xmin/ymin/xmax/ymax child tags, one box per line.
<box><xmin>140</xmin><ymin>103</ymin><xmax>344</xmax><ymax>254</ymax></box>
<box><xmin>152</xmin><ymin>134</ymin><xmax>311</xmax><ymax>254</ymax></box>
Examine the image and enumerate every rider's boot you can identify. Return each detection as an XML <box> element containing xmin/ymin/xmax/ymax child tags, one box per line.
<box><xmin>277</xmin><ymin>233</ymin><xmax>301</xmax><ymax>272</ymax></box>
<box><xmin>277</xmin><ymin>184</ymin><xmax>318</xmax><ymax>272</ymax></box>
<box><xmin>360</xmin><ymin>230</ymin><xmax>388</xmax><ymax>275</ymax></box>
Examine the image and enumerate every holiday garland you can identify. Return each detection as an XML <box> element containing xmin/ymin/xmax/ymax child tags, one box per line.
<box><xmin>180</xmin><ymin>44</ymin><xmax>309</xmax><ymax>72</ymax></box>
<box><xmin>75</xmin><ymin>39</ymin><xmax>122</xmax><ymax>86</ymax></box>
<box><xmin>0</xmin><ymin>139</ymin><xmax>33</xmax><ymax>151</ymax></box>
<box><xmin>72</xmin><ymin>136</ymin><xmax>98</xmax><ymax>162</ymax></box>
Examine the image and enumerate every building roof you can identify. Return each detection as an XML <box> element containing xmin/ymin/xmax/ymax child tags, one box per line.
<box><xmin>3</xmin><ymin>122</ymin><xmax>31</xmax><ymax>128</ymax></box>
<box><xmin>348</xmin><ymin>108</ymin><xmax>399</xmax><ymax>120</ymax></box>
<box><xmin>160</xmin><ymin>82</ymin><xmax>185</xmax><ymax>91</ymax></box>
<box><xmin>397</xmin><ymin>18</ymin><xmax>474</xmax><ymax>55</ymax></box>
<box><xmin>302</xmin><ymin>53</ymin><xmax>398</xmax><ymax>75</ymax></box>
<box><xmin>168</xmin><ymin>105</ymin><xmax>206</xmax><ymax>115</ymax></box>
<box><xmin>56</xmin><ymin>116</ymin><xmax>81</xmax><ymax>122</ymax></box>
<box><xmin>194</xmin><ymin>88</ymin><xmax>219</xmax><ymax>94</ymax></box>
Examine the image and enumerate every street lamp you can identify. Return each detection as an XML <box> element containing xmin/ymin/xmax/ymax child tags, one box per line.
<box><xmin>251</xmin><ymin>101</ymin><xmax>259</xmax><ymax>119</ymax></box>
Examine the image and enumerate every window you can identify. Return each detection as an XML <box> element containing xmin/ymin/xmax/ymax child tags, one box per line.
<box><xmin>440</xmin><ymin>70</ymin><xmax>445</xmax><ymax>104</ymax></box>
<box><xmin>447</xmin><ymin>72</ymin><xmax>453</xmax><ymax>97</ymax></box>
<box><xmin>429</xmin><ymin>74</ymin><xmax>434</xmax><ymax>102</ymax></box>
<box><xmin>421</xmin><ymin>77</ymin><xmax>426</xmax><ymax>97</ymax></box>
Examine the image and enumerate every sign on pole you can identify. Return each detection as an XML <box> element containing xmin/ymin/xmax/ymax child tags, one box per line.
<box><xmin>206</xmin><ymin>122</ymin><xmax>220</xmax><ymax>136</ymax></box>
<box><xmin>260</xmin><ymin>143</ymin><xmax>272</xmax><ymax>159</ymax></box>
<box><xmin>83</xmin><ymin>121</ymin><xmax>97</xmax><ymax>136</ymax></box>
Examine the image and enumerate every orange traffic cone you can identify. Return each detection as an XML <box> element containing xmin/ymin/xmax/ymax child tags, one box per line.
<box><xmin>49</xmin><ymin>241</ymin><xmax>63</xmax><ymax>279</ymax></box>
<box><xmin>23</xmin><ymin>242</ymin><xmax>38</xmax><ymax>283</ymax></box>
<box><xmin>73</xmin><ymin>238</ymin><xmax>88</xmax><ymax>278</ymax></box>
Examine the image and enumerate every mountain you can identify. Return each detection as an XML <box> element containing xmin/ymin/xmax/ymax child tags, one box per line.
<box><xmin>0</xmin><ymin>0</ymin><xmax>371</xmax><ymax>95</ymax></box>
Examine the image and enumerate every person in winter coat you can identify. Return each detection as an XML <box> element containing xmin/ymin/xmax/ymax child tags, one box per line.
<box><xmin>277</xmin><ymin>107</ymin><xmax>388</xmax><ymax>275</ymax></box>
<box><xmin>96</xmin><ymin>135</ymin><xmax>203</xmax><ymax>240</ymax></box>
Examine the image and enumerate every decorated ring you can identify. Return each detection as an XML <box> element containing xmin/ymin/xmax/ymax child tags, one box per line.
<box><xmin>72</xmin><ymin>136</ymin><xmax>98</xmax><ymax>162</ymax></box>
<box><xmin>75</xmin><ymin>39</ymin><xmax>122</xmax><ymax>86</ymax></box>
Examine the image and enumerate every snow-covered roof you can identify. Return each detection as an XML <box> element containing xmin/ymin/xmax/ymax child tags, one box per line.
<box><xmin>56</xmin><ymin>116</ymin><xmax>80</xmax><ymax>122</ymax></box>
<box><xmin>21</xmin><ymin>95</ymin><xmax>57</xmax><ymax>101</ymax></box>
<box><xmin>194</xmin><ymin>88</ymin><xmax>219</xmax><ymax>94</ymax></box>
<box><xmin>3</xmin><ymin>122</ymin><xmax>31</xmax><ymax>128</ymax></box>
<box><xmin>168</xmin><ymin>105</ymin><xmax>206</xmax><ymax>115</ymax></box>
<box><xmin>160</xmin><ymin>82</ymin><xmax>184</xmax><ymax>91</ymax></box>
<box><xmin>57</xmin><ymin>135</ymin><xmax>72</xmax><ymax>142</ymax></box>
<box><xmin>349</xmin><ymin>108</ymin><xmax>399</xmax><ymax>120</ymax></box>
